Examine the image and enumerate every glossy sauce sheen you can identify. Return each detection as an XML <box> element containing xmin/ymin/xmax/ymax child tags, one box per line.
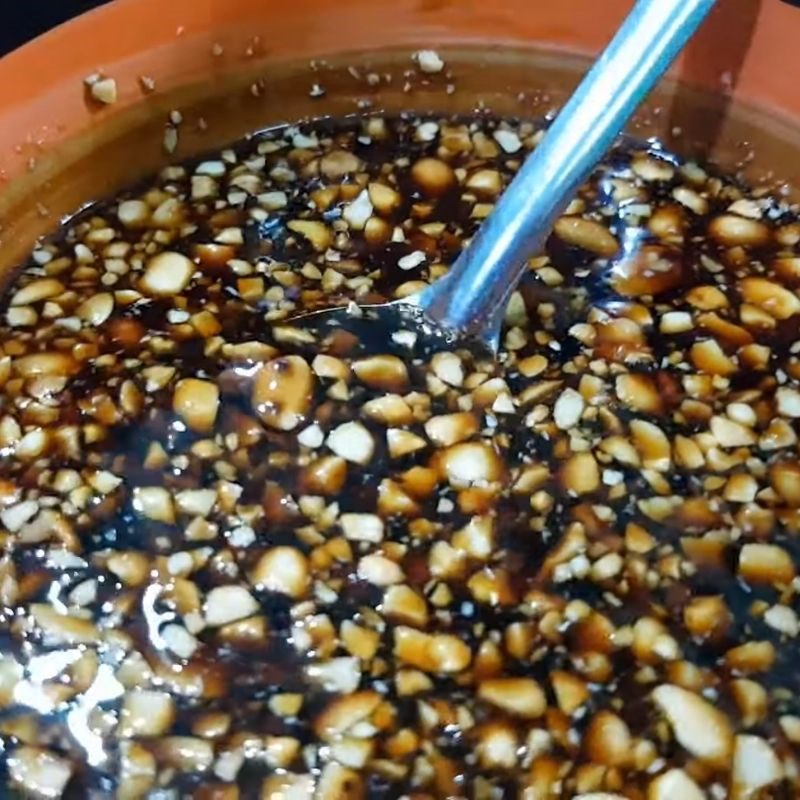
<box><xmin>0</xmin><ymin>114</ymin><xmax>798</xmax><ymax>798</ymax></box>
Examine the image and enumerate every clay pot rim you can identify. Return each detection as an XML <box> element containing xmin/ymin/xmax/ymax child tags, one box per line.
<box><xmin>1</xmin><ymin>0</ymin><xmax>799</xmax><ymax>187</ymax></box>
<box><xmin>1</xmin><ymin>0</ymin><xmax>799</xmax><ymax>275</ymax></box>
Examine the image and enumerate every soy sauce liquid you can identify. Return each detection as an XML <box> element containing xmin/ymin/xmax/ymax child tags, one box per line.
<box><xmin>0</xmin><ymin>113</ymin><xmax>797</xmax><ymax>798</ymax></box>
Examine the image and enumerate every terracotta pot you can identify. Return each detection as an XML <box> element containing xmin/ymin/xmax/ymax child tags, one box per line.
<box><xmin>0</xmin><ymin>0</ymin><xmax>798</xmax><ymax>276</ymax></box>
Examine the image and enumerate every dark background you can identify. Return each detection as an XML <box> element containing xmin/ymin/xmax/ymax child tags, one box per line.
<box><xmin>0</xmin><ymin>0</ymin><xmax>110</xmax><ymax>56</ymax></box>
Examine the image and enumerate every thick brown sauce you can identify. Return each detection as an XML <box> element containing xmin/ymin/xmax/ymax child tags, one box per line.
<box><xmin>0</xmin><ymin>114</ymin><xmax>798</xmax><ymax>798</ymax></box>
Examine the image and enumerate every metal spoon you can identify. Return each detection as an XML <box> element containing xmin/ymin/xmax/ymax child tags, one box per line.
<box><xmin>290</xmin><ymin>0</ymin><xmax>717</xmax><ymax>353</ymax></box>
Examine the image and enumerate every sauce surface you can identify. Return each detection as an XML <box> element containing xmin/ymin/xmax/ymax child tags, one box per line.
<box><xmin>0</xmin><ymin>114</ymin><xmax>799</xmax><ymax>798</ymax></box>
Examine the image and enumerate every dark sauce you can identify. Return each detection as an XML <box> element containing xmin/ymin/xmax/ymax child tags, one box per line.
<box><xmin>0</xmin><ymin>113</ymin><xmax>797</xmax><ymax>798</ymax></box>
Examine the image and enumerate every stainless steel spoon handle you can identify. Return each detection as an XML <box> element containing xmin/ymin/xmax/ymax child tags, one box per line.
<box><xmin>419</xmin><ymin>0</ymin><xmax>717</xmax><ymax>347</ymax></box>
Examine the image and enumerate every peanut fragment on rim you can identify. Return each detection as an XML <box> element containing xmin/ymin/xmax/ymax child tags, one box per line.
<box><xmin>88</xmin><ymin>76</ymin><xmax>118</xmax><ymax>105</ymax></box>
<box><xmin>414</xmin><ymin>49</ymin><xmax>445</xmax><ymax>73</ymax></box>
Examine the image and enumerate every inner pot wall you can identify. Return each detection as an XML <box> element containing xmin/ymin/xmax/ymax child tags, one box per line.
<box><xmin>0</xmin><ymin>0</ymin><xmax>798</xmax><ymax>278</ymax></box>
